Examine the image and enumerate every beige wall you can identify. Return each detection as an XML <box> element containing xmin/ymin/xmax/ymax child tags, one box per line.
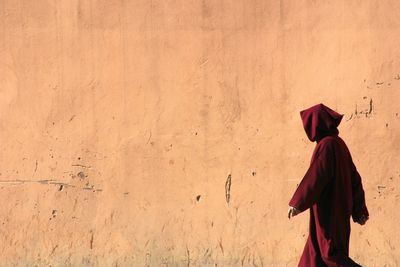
<box><xmin>1</xmin><ymin>0</ymin><xmax>399</xmax><ymax>266</ymax></box>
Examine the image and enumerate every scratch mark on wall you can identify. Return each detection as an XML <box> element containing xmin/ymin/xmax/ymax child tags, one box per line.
<box><xmin>0</xmin><ymin>179</ymin><xmax>102</xmax><ymax>192</ymax></box>
<box><xmin>218</xmin><ymin>238</ymin><xmax>224</xmax><ymax>254</ymax></box>
<box><xmin>71</xmin><ymin>164</ymin><xmax>92</xmax><ymax>169</ymax></box>
<box><xmin>200</xmin><ymin>58</ymin><xmax>209</xmax><ymax>66</ymax></box>
<box><xmin>90</xmin><ymin>231</ymin><xmax>94</xmax><ymax>249</ymax></box>
<box><xmin>225</xmin><ymin>174</ymin><xmax>232</xmax><ymax>204</ymax></box>
<box><xmin>241</xmin><ymin>252</ymin><xmax>246</xmax><ymax>265</ymax></box>
<box><xmin>0</xmin><ymin>179</ymin><xmax>56</xmax><ymax>184</ymax></box>
<box><xmin>369</xmin><ymin>99</ymin><xmax>373</xmax><ymax>114</ymax></box>
<box><xmin>146</xmin><ymin>130</ymin><xmax>152</xmax><ymax>145</ymax></box>
<box><xmin>203</xmin><ymin>248</ymin><xmax>210</xmax><ymax>257</ymax></box>
<box><xmin>31</xmin><ymin>160</ymin><xmax>38</xmax><ymax>179</ymax></box>
<box><xmin>186</xmin><ymin>245</ymin><xmax>190</xmax><ymax>267</ymax></box>
<box><xmin>346</xmin><ymin>98</ymin><xmax>374</xmax><ymax>121</ymax></box>
<box><xmin>346</xmin><ymin>114</ymin><xmax>353</xmax><ymax>122</ymax></box>
<box><xmin>50</xmin><ymin>181</ymin><xmax>75</xmax><ymax>188</ymax></box>
<box><xmin>50</xmin><ymin>245</ymin><xmax>58</xmax><ymax>256</ymax></box>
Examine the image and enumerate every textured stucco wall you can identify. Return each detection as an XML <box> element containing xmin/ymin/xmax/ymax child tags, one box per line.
<box><xmin>1</xmin><ymin>0</ymin><xmax>399</xmax><ymax>266</ymax></box>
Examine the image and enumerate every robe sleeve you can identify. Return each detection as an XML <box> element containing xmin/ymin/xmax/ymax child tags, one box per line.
<box><xmin>350</xmin><ymin>162</ymin><xmax>369</xmax><ymax>222</ymax></box>
<box><xmin>289</xmin><ymin>141</ymin><xmax>335</xmax><ymax>212</ymax></box>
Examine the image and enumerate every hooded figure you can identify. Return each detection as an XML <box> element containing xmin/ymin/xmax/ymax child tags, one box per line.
<box><xmin>288</xmin><ymin>104</ymin><xmax>369</xmax><ymax>267</ymax></box>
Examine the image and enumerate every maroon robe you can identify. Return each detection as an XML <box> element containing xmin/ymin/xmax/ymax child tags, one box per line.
<box><xmin>289</xmin><ymin>104</ymin><xmax>369</xmax><ymax>267</ymax></box>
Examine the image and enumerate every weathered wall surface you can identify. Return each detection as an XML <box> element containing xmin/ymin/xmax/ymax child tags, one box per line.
<box><xmin>1</xmin><ymin>1</ymin><xmax>399</xmax><ymax>266</ymax></box>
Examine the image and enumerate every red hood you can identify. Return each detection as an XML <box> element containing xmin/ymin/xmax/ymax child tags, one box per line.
<box><xmin>300</xmin><ymin>104</ymin><xmax>344</xmax><ymax>142</ymax></box>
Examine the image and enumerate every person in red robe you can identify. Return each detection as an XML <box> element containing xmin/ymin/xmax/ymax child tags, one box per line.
<box><xmin>288</xmin><ymin>103</ymin><xmax>369</xmax><ymax>267</ymax></box>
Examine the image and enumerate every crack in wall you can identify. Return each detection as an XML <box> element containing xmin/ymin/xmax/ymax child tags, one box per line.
<box><xmin>225</xmin><ymin>174</ymin><xmax>232</xmax><ymax>204</ymax></box>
